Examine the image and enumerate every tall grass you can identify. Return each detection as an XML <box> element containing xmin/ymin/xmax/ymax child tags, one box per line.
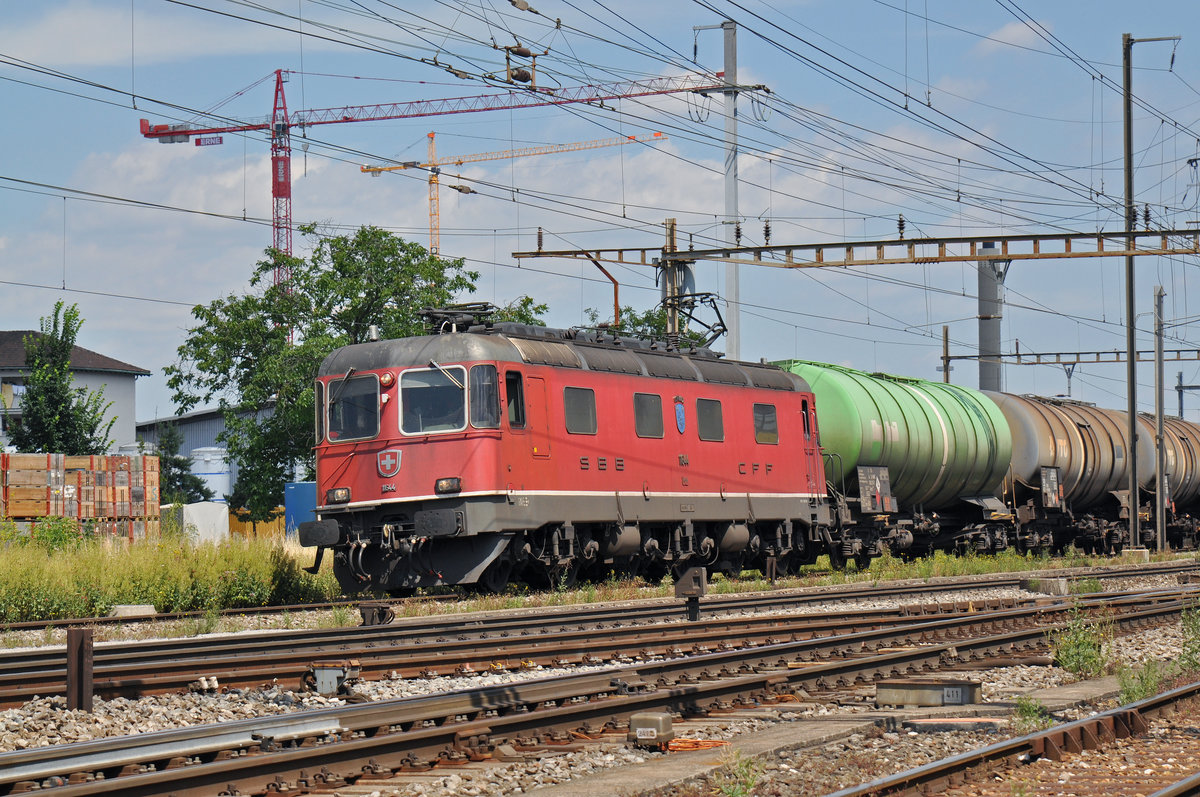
<box><xmin>0</xmin><ymin>518</ymin><xmax>341</xmax><ymax>622</ymax></box>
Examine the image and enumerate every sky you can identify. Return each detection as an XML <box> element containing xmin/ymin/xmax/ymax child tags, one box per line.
<box><xmin>2</xmin><ymin>0</ymin><xmax>1200</xmax><ymax>440</ymax></box>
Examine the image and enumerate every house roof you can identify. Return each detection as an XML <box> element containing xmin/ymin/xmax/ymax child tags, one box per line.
<box><xmin>0</xmin><ymin>331</ymin><xmax>151</xmax><ymax>377</ymax></box>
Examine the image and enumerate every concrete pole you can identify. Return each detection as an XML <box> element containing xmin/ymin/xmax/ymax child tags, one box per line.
<box><xmin>1123</xmin><ymin>33</ymin><xmax>1139</xmax><ymax>546</ymax></box>
<box><xmin>977</xmin><ymin>241</ymin><xmax>1011</xmax><ymax>392</ymax></box>
<box><xmin>1155</xmin><ymin>285</ymin><xmax>1166</xmax><ymax>551</ymax></box>
<box><xmin>722</xmin><ymin>19</ymin><xmax>740</xmax><ymax>360</ymax></box>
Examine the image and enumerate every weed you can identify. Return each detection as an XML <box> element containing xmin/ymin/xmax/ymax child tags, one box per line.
<box><xmin>279</xmin><ymin>609</ymin><xmax>293</xmax><ymax>629</ymax></box>
<box><xmin>1070</xmin><ymin>577</ymin><xmax>1103</xmax><ymax>595</ymax></box>
<box><xmin>710</xmin><ymin>749</ymin><xmax>763</xmax><ymax>797</ymax></box>
<box><xmin>1049</xmin><ymin>607</ymin><xmax>1110</xmax><ymax>678</ymax></box>
<box><xmin>1180</xmin><ymin>607</ymin><xmax>1200</xmax><ymax>672</ymax></box>
<box><xmin>1011</xmin><ymin>695</ymin><xmax>1053</xmax><ymax>733</ymax></box>
<box><xmin>1010</xmin><ymin>780</ymin><xmax>1035</xmax><ymax>797</ymax></box>
<box><xmin>1118</xmin><ymin>661</ymin><xmax>1164</xmax><ymax>704</ymax></box>
<box><xmin>329</xmin><ymin>605</ymin><xmax>353</xmax><ymax>628</ymax></box>
<box><xmin>41</xmin><ymin>626</ymin><xmax>56</xmax><ymax>646</ymax></box>
<box><xmin>179</xmin><ymin>610</ymin><xmax>220</xmax><ymax>638</ymax></box>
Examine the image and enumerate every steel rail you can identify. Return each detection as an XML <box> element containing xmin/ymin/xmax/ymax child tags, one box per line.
<box><xmin>3</xmin><ymin>592</ymin><xmax>1191</xmax><ymax>796</ymax></box>
<box><xmin>826</xmin><ymin>679</ymin><xmax>1200</xmax><ymax>797</ymax></box>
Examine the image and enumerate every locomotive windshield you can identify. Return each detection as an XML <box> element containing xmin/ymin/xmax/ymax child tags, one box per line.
<box><xmin>401</xmin><ymin>366</ymin><xmax>467</xmax><ymax>434</ymax></box>
<box><xmin>326</xmin><ymin>374</ymin><xmax>380</xmax><ymax>442</ymax></box>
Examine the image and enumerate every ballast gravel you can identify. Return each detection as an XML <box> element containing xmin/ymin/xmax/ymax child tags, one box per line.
<box><xmin>0</xmin><ymin>571</ymin><xmax>1190</xmax><ymax>797</ymax></box>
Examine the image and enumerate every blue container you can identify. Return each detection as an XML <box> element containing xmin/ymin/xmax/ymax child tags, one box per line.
<box><xmin>284</xmin><ymin>482</ymin><xmax>317</xmax><ymax>539</ymax></box>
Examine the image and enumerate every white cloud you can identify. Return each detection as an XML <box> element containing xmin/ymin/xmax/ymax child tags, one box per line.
<box><xmin>0</xmin><ymin>1</ymin><xmax>316</xmax><ymax>68</ymax></box>
<box><xmin>975</xmin><ymin>21</ymin><xmax>1050</xmax><ymax>56</ymax></box>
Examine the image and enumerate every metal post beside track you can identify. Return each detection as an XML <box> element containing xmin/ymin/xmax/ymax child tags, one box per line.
<box><xmin>66</xmin><ymin>627</ymin><xmax>93</xmax><ymax>712</ymax></box>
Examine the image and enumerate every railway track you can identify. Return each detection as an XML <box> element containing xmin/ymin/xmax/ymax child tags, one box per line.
<box><xmin>832</xmin><ymin>679</ymin><xmax>1200</xmax><ymax>796</ymax></box>
<box><xmin>1</xmin><ymin>582</ymin><xmax>1193</xmax><ymax>796</ymax></box>
<box><xmin>0</xmin><ymin>562</ymin><xmax>1192</xmax><ymax>708</ymax></box>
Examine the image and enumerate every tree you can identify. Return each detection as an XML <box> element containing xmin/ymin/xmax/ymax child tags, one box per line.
<box><xmin>584</xmin><ymin>304</ymin><xmax>708</xmax><ymax>347</ymax></box>
<box><xmin>494</xmin><ymin>296</ymin><xmax>549</xmax><ymax>325</ymax></box>
<box><xmin>165</xmin><ymin>225</ymin><xmax>479</xmax><ymax>524</ymax></box>
<box><xmin>6</xmin><ymin>302</ymin><xmax>114</xmax><ymax>454</ymax></box>
<box><xmin>155</xmin><ymin>422</ymin><xmax>216</xmax><ymax>505</ymax></box>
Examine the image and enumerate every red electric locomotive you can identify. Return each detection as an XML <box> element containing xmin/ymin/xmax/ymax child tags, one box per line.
<box><xmin>300</xmin><ymin>312</ymin><xmax>832</xmax><ymax>594</ymax></box>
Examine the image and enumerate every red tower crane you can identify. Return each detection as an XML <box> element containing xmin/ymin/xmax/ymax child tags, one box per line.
<box><xmin>140</xmin><ymin>70</ymin><xmax>721</xmax><ymax>285</ymax></box>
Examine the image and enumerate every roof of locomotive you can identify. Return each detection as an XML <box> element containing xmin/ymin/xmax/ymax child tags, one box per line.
<box><xmin>318</xmin><ymin>323</ymin><xmax>809</xmax><ymax>392</ymax></box>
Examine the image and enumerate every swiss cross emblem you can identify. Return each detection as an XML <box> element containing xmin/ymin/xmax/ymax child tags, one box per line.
<box><xmin>377</xmin><ymin>449</ymin><xmax>402</xmax><ymax>477</ymax></box>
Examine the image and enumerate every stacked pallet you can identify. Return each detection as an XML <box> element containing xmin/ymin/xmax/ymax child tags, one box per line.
<box><xmin>1</xmin><ymin>453</ymin><xmax>161</xmax><ymax>540</ymax></box>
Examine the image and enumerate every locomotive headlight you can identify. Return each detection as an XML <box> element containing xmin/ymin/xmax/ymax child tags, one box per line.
<box><xmin>326</xmin><ymin>487</ymin><xmax>351</xmax><ymax>504</ymax></box>
<box><xmin>379</xmin><ymin>371</ymin><xmax>395</xmax><ymax>388</ymax></box>
<box><xmin>435</xmin><ymin>477</ymin><xmax>462</xmax><ymax>494</ymax></box>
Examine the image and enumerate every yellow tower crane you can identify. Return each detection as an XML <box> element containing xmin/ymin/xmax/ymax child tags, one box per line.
<box><xmin>362</xmin><ymin>131</ymin><xmax>667</xmax><ymax>254</ymax></box>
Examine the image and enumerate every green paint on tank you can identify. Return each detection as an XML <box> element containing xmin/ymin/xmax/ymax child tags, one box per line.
<box><xmin>776</xmin><ymin>360</ymin><xmax>1012</xmax><ymax>510</ymax></box>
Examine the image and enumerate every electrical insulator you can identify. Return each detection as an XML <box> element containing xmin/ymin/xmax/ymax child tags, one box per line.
<box><xmin>537</xmin><ymin>226</ymin><xmax>544</xmax><ymax>251</ymax></box>
<box><xmin>898</xmin><ymin>214</ymin><xmax>905</xmax><ymax>239</ymax></box>
<box><xmin>1144</xmin><ymin>203</ymin><xmax>1151</xmax><ymax>229</ymax></box>
<box><xmin>509</xmin><ymin>68</ymin><xmax>532</xmax><ymax>83</ymax></box>
<box><xmin>734</xmin><ymin>221</ymin><xmax>742</xmax><ymax>245</ymax></box>
<box><xmin>763</xmin><ymin>220</ymin><xmax>771</xmax><ymax>245</ymax></box>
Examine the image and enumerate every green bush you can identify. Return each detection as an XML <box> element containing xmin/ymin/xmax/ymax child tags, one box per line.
<box><xmin>1012</xmin><ymin>695</ymin><xmax>1053</xmax><ymax>733</ymax></box>
<box><xmin>1049</xmin><ymin>607</ymin><xmax>1110</xmax><ymax>678</ymax></box>
<box><xmin>0</xmin><ymin>531</ymin><xmax>342</xmax><ymax>622</ymax></box>
<box><xmin>1118</xmin><ymin>661</ymin><xmax>1163</xmax><ymax>704</ymax></box>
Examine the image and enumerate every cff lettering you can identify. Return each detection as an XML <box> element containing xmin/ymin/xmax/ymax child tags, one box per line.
<box><xmin>737</xmin><ymin>463</ymin><xmax>774</xmax><ymax>475</ymax></box>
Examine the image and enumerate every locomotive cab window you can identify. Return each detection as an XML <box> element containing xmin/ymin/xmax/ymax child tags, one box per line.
<box><xmin>753</xmin><ymin>403</ymin><xmax>778</xmax><ymax>444</ymax></box>
<box><xmin>564</xmin><ymin>387</ymin><xmax>597</xmax><ymax>435</ymax></box>
<box><xmin>314</xmin><ymin>380</ymin><xmax>325</xmax><ymax>444</ymax></box>
<box><xmin>801</xmin><ymin>399</ymin><xmax>812</xmax><ymax>440</ymax></box>
<box><xmin>470</xmin><ymin>364</ymin><xmax>500</xmax><ymax>429</ymax></box>
<box><xmin>401</xmin><ymin>366</ymin><xmax>466</xmax><ymax>435</ymax></box>
<box><xmin>506</xmin><ymin>371</ymin><xmax>526</xmax><ymax>429</ymax></box>
<box><xmin>634</xmin><ymin>393</ymin><xmax>664</xmax><ymax>438</ymax></box>
<box><xmin>326</xmin><ymin>374</ymin><xmax>380</xmax><ymax>442</ymax></box>
<box><xmin>696</xmin><ymin>398</ymin><xmax>724</xmax><ymax>442</ymax></box>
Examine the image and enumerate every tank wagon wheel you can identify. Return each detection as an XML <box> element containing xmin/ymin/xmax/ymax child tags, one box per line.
<box><xmin>853</xmin><ymin>552</ymin><xmax>872</xmax><ymax>573</ymax></box>
<box><xmin>827</xmin><ymin>548</ymin><xmax>847</xmax><ymax>572</ymax></box>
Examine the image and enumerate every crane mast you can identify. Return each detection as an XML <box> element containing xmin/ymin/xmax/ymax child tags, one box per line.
<box><xmin>364</xmin><ymin>131</ymin><xmax>668</xmax><ymax>255</ymax></box>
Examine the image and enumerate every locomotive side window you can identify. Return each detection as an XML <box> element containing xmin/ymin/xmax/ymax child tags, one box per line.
<box><xmin>564</xmin><ymin>387</ymin><xmax>598</xmax><ymax>435</ymax></box>
<box><xmin>314</xmin><ymin>380</ymin><xmax>325</xmax><ymax>444</ymax></box>
<box><xmin>326</xmin><ymin>374</ymin><xmax>380</xmax><ymax>442</ymax></box>
<box><xmin>469</xmin><ymin>365</ymin><xmax>500</xmax><ymax>429</ymax></box>
<box><xmin>634</xmin><ymin>393</ymin><xmax>664</xmax><ymax>438</ymax></box>
<box><xmin>696</xmin><ymin>398</ymin><xmax>724</xmax><ymax>442</ymax></box>
<box><xmin>506</xmin><ymin>371</ymin><xmax>526</xmax><ymax>428</ymax></box>
<box><xmin>753</xmin><ymin>403</ymin><xmax>778</xmax><ymax>444</ymax></box>
<box><xmin>401</xmin><ymin>366</ymin><xmax>466</xmax><ymax>434</ymax></box>
<box><xmin>801</xmin><ymin>399</ymin><xmax>812</xmax><ymax>440</ymax></box>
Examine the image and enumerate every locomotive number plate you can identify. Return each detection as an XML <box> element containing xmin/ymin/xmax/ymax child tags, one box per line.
<box><xmin>679</xmin><ymin>504</ymin><xmax>695</xmax><ymax>512</ymax></box>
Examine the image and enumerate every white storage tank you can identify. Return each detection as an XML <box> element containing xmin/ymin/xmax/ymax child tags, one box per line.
<box><xmin>190</xmin><ymin>447</ymin><xmax>231</xmax><ymax>502</ymax></box>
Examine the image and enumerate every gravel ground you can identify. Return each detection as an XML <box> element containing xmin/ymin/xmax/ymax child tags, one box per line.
<box><xmin>0</xmin><ymin>571</ymin><xmax>1190</xmax><ymax>797</ymax></box>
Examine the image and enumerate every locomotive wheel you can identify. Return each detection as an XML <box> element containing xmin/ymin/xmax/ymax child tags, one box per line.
<box><xmin>477</xmin><ymin>558</ymin><xmax>513</xmax><ymax>594</ymax></box>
